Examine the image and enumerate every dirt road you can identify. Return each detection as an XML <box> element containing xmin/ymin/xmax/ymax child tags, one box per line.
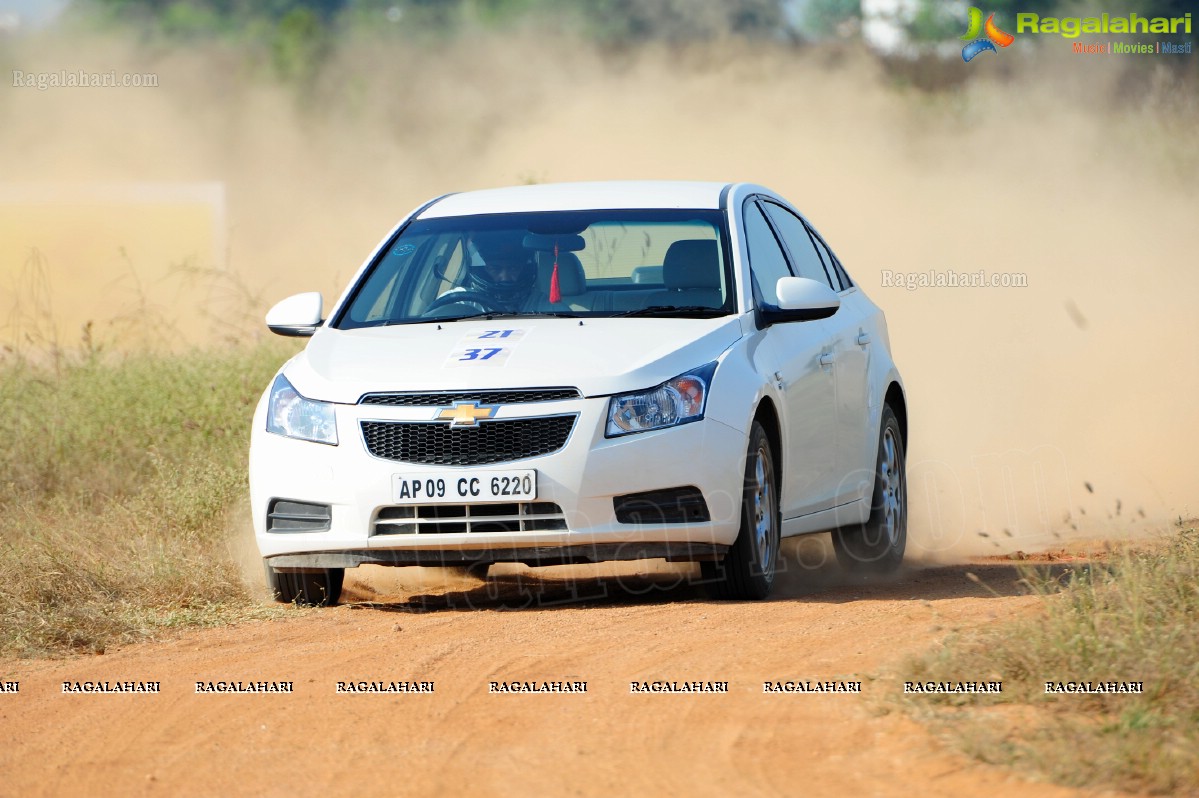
<box><xmin>0</xmin><ymin>550</ymin><xmax>1101</xmax><ymax>797</ymax></box>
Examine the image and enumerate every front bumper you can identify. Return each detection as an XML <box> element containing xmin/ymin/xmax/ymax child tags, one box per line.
<box><xmin>250</xmin><ymin>393</ymin><xmax>746</xmax><ymax>567</ymax></box>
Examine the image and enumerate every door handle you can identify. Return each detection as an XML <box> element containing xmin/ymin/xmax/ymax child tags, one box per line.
<box><xmin>819</xmin><ymin>352</ymin><xmax>834</xmax><ymax>367</ymax></box>
<box><xmin>857</xmin><ymin>332</ymin><xmax>871</xmax><ymax>346</ymax></box>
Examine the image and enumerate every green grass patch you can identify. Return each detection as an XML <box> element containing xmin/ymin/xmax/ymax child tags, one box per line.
<box><xmin>0</xmin><ymin>342</ymin><xmax>299</xmax><ymax>657</ymax></box>
<box><xmin>899</xmin><ymin>527</ymin><xmax>1199</xmax><ymax>794</ymax></box>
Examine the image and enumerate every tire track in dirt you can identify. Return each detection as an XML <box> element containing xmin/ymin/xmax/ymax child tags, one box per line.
<box><xmin>0</xmin><ymin>559</ymin><xmax>1111</xmax><ymax>798</ymax></box>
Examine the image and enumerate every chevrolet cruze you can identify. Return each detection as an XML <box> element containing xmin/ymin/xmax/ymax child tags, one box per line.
<box><xmin>251</xmin><ymin>181</ymin><xmax>907</xmax><ymax>604</ymax></box>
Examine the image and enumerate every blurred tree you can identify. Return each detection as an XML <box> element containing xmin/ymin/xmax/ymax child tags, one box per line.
<box><xmin>798</xmin><ymin>0</ymin><xmax>860</xmax><ymax>39</ymax></box>
<box><xmin>581</xmin><ymin>0</ymin><xmax>785</xmax><ymax>42</ymax></box>
<box><xmin>159</xmin><ymin>1</ymin><xmax>226</xmax><ymax>37</ymax></box>
<box><xmin>89</xmin><ymin>0</ymin><xmax>348</xmax><ymax>27</ymax></box>
<box><xmin>88</xmin><ymin>0</ymin><xmax>807</xmax><ymax>42</ymax></box>
<box><xmin>85</xmin><ymin>0</ymin><xmax>345</xmax><ymax>80</ymax></box>
<box><xmin>272</xmin><ymin>6</ymin><xmax>329</xmax><ymax>80</ymax></box>
<box><xmin>901</xmin><ymin>0</ymin><xmax>1066</xmax><ymax>45</ymax></box>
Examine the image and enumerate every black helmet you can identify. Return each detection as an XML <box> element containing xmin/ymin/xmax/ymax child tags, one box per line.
<box><xmin>468</xmin><ymin>233</ymin><xmax>536</xmax><ymax>306</ymax></box>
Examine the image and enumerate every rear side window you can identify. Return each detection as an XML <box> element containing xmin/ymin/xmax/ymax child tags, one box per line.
<box><xmin>804</xmin><ymin>224</ymin><xmax>854</xmax><ymax>291</ymax></box>
<box><xmin>835</xmin><ymin>259</ymin><xmax>853</xmax><ymax>289</ymax></box>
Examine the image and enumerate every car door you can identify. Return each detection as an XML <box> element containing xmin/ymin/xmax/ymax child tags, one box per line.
<box><xmin>807</xmin><ymin>224</ymin><xmax>874</xmax><ymax>504</ymax></box>
<box><xmin>742</xmin><ymin>198</ymin><xmax>839</xmax><ymax>518</ymax></box>
<box><xmin>761</xmin><ymin>201</ymin><xmax>871</xmax><ymax>508</ymax></box>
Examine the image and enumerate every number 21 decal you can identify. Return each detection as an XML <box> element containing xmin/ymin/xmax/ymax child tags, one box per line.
<box><xmin>478</xmin><ymin>329</ymin><xmax>515</xmax><ymax>339</ymax></box>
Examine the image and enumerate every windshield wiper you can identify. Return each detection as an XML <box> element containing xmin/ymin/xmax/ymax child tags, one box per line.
<box><xmin>379</xmin><ymin>314</ymin><xmax>492</xmax><ymax>325</ymax></box>
<box><xmin>379</xmin><ymin>310</ymin><xmax>581</xmax><ymax>326</ymax></box>
<box><xmin>614</xmin><ymin>305</ymin><xmax>729</xmax><ymax>318</ymax></box>
<box><xmin>388</xmin><ymin>312</ymin><xmax>505</xmax><ymax>325</ymax></box>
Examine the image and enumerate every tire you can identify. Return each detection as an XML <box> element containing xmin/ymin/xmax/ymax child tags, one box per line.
<box><xmin>832</xmin><ymin>405</ymin><xmax>907</xmax><ymax>574</ymax></box>
<box><xmin>264</xmin><ymin>562</ymin><xmax>344</xmax><ymax>606</ymax></box>
<box><xmin>704</xmin><ymin>421</ymin><xmax>781</xmax><ymax>600</ymax></box>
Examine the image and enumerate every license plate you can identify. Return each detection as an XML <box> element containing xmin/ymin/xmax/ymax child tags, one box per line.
<box><xmin>391</xmin><ymin>470</ymin><xmax>537</xmax><ymax>504</ymax></box>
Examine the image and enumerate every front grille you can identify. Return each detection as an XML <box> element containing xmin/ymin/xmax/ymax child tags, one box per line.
<box><xmin>360</xmin><ymin>388</ymin><xmax>581</xmax><ymax>406</ymax></box>
<box><xmin>373</xmin><ymin>502</ymin><xmax>567</xmax><ymax>535</ymax></box>
<box><xmin>361</xmin><ymin>416</ymin><xmax>576</xmax><ymax>465</ymax></box>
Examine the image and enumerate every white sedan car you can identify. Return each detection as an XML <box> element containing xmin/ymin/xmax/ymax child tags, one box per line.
<box><xmin>251</xmin><ymin>181</ymin><xmax>907</xmax><ymax>605</ymax></box>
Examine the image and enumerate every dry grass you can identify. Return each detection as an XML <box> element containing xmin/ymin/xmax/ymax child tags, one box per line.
<box><xmin>899</xmin><ymin>524</ymin><xmax>1199</xmax><ymax>794</ymax></box>
<box><xmin>0</xmin><ymin>342</ymin><xmax>297</xmax><ymax>656</ymax></box>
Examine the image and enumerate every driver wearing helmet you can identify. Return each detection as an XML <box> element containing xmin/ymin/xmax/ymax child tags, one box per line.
<box><xmin>467</xmin><ymin>233</ymin><xmax>537</xmax><ymax>311</ymax></box>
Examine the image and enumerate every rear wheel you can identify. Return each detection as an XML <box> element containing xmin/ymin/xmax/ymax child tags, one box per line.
<box><xmin>832</xmin><ymin>405</ymin><xmax>906</xmax><ymax>573</ymax></box>
<box><xmin>704</xmin><ymin>421</ymin><xmax>780</xmax><ymax>600</ymax></box>
<box><xmin>264</xmin><ymin>563</ymin><xmax>344</xmax><ymax>606</ymax></box>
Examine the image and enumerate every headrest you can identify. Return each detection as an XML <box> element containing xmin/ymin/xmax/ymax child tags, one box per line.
<box><xmin>663</xmin><ymin>240</ymin><xmax>721</xmax><ymax>290</ymax></box>
<box><xmin>536</xmin><ymin>250</ymin><xmax>586</xmax><ymax>297</ymax></box>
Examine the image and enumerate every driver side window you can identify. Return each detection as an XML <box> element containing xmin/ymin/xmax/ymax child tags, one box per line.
<box><xmin>743</xmin><ymin>201</ymin><xmax>793</xmax><ymax>306</ymax></box>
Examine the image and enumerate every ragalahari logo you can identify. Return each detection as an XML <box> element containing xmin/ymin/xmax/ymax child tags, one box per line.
<box><xmin>961</xmin><ymin>8</ymin><xmax>1015</xmax><ymax>62</ymax></box>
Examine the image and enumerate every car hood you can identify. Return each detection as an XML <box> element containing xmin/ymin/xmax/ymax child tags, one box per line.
<box><xmin>284</xmin><ymin>317</ymin><xmax>744</xmax><ymax>403</ymax></box>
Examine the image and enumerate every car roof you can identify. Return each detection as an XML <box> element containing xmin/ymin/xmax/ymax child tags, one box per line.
<box><xmin>419</xmin><ymin>181</ymin><xmax>732</xmax><ymax>218</ymax></box>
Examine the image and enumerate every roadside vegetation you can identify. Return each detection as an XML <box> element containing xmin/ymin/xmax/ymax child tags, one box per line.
<box><xmin>0</xmin><ymin>341</ymin><xmax>298</xmax><ymax>657</ymax></box>
<box><xmin>77</xmin><ymin>0</ymin><xmax>1198</xmax><ymax>88</ymax></box>
<box><xmin>898</xmin><ymin>525</ymin><xmax>1199</xmax><ymax>794</ymax></box>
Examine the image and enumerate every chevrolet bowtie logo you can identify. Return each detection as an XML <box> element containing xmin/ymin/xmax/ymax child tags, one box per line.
<box><xmin>435</xmin><ymin>400</ymin><xmax>500</xmax><ymax>429</ymax></box>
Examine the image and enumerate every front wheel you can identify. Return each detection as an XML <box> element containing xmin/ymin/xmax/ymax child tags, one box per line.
<box><xmin>265</xmin><ymin>563</ymin><xmax>344</xmax><ymax>606</ymax></box>
<box><xmin>832</xmin><ymin>405</ymin><xmax>907</xmax><ymax>574</ymax></box>
<box><xmin>703</xmin><ymin>421</ymin><xmax>780</xmax><ymax>600</ymax></box>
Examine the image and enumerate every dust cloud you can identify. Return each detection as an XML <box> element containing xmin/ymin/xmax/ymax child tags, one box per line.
<box><xmin>1</xmin><ymin>29</ymin><xmax>1196</xmax><ymax>561</ymax></box>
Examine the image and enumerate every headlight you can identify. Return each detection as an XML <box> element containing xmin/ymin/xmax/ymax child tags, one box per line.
<box><xmin>266</xmin><ymin>374</ymin><xmax>338</xmax><ymax>445</ymax></box>
<box><xmin>605</xmin><ymin>362</ymin><xmax>717</xmax><ymax>438</ymax></box>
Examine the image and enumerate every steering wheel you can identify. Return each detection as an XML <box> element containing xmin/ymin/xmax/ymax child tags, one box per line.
<box><xmin>424</xmin><ymin>290</ymin><xmax>503</xmax><ymax>316</ymax></box>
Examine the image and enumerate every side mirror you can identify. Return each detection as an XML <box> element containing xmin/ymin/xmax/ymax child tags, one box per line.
<box><xmin>266</xmin><ymin>292</ymin><xmax>323</xmax><ymax>337</ymax></box>
<box><xmin>761</xmin><ymin>277</ymin><xmax>840</xmax><ymax>325</ymax></box>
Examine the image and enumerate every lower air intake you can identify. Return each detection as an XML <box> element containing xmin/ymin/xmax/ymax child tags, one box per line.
<box><xmin>373</xmin><ymin>502</ymin><xmax>567</xmax><ymax>535</ymax></box>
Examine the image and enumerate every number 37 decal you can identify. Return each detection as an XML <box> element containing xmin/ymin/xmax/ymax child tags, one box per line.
<box><xmin>459</xmin><ymin>347</ymin><xmax>503</xmax><ymax>361</ymax></box>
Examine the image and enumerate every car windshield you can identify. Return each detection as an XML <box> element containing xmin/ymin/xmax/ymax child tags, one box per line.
<box><xmin>333</xmin><ymin>209</ymin><xmax>732</xmax><ymax>329</ymax></box>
